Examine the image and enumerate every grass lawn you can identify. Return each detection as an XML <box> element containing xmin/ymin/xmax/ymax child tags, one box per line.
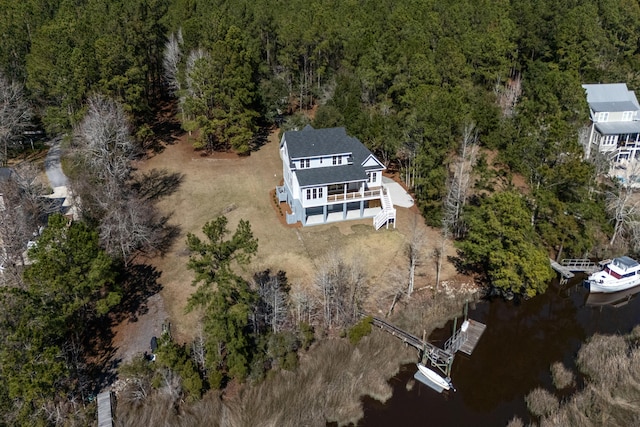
<box><xmin>138</xmin><ymin>130</ymin><xmax>462</xmax><ymax>342</ymax></box>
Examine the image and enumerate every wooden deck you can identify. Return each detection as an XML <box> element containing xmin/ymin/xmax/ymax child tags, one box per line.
<box><xmin>550</xmin><ymin>259</ymin><xmax>575</xmax><ymax>279</ymax></box>
<box><xmin>458</xmin><ymin>319</ymin><xmax>486</xmax><ymax>355</ymax></box>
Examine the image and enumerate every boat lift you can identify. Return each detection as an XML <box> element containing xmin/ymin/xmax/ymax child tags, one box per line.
<box><xmin>415</xmin><ymin>303</ymin><xmax>486</xmax><ymax>393</ymax></box>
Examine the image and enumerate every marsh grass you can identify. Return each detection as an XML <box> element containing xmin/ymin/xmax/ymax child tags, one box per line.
<box><xmin>524</xmin><ymin>331</ymin><xmax>640</xmax><ymax>427</ymax></box>
<box><xmin>550</xmin><ymin>362</ymin><xmax>575</xmax><ymax>390</ymax></box>
<box><xmin>525</xmin><ymin>388</ymin><xmax>559</xmax><ymax>417</ymax></box>
<box><xmin>114</xmin><ymin>291</ymin><xmax>474</xmax><ymax>426</ymax></box>
<box><xmin>506</xmin><ymin>416</ymin><xmax>524</xmax><ymax>427</ymax></box>
<box><xmin>226</xmin><ymin>331</ymin><xmax>416</xmax><ymax>426</ymax></box>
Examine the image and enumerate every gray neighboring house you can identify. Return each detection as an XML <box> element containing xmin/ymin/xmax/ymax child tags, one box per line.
<box><xmin>582</xmin><ymin>83</ymin><xmax>640</xmax><ymax>162</ymax></box>
<box><xmin>276</xmin><ymin>125</ymin><xmax>395</xmax><ymax>228</ymax></box>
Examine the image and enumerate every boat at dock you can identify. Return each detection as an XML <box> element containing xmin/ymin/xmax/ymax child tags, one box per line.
<box><xmin>585</xmin><ymin>256</ymin><xmax>640</xmax><ymax>293</ymax></box>
<box><xmin>416</xmin><ymin>363</ymin><xmax>451</xmax><ymax>391</ymax></box>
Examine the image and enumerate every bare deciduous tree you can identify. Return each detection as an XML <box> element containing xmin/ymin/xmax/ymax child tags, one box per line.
<box><xmin>606</xmin><ymin>185</ymin><xmax>640</xmax><ymax>246</ymax></box>
<box><xmin>290</xmin><ymin>286</ymin><xmax>318</xmax><ymax>325</ymax></box>
<box><xmin>605</xmin><ymin>162</ymin><xmax>640</xmax><ymax>247</ymax></box>
<box><xmin>75</xmin><ymin>94</ymin><xmax>136</xmax><ymax>185</ymax></box>
<box><xmin>162</xmin><ymin>29</ymin><xmax>183</xmax><ymax>95</ymax></box>
<box><xmin>0</xmin><ymin>164</ymin><xmax>54</xmax><ymax>286</ymax></box>
<box><xmin>494</xmin><ymin>71</ymin><xmax>522</xmax><ymax>118</ymax></box>
<box><xmin>253</xmin><ymin>270</ymin><xmax>290</xmax><ymax>334</ymax></box>
<box><xmin>406</xmin><ymin>216</ymin><xmax>426</xmax><ymax>298</ymax></box>
<box><xmin>0</xmin><ymin>72</ymin><xmax>32</xmax><ymax>166</ymax></box>
<box><xmin>313</xmin><ymin>254</ymin><xmax>367</xmax><ymax>329</ymax></box>
<box><xmin>98</xmin><ymin>198</ymin><xmax>157</xmax><ymax>264</ymax></box>
<box><xmin>191</xmin><ymin>328</ymin><xmax>207</xmax><ymax>378</ymax></box>
<box><xmin>444</xmin><ymin>121</ymin><xmax>478</xmax><ymax>239</ymax></box>
<box><xmin>72</xmin><ymin>95</ymin><xmax>179</xmax><ymax>263</ymax></box>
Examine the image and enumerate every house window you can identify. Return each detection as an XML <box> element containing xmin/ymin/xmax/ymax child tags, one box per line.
<box><xmin>300</xmin><ymin>159</ymin><xmax>310</xmax><ymax>168</ymax></box>
<box><xmin>306</xmin><ymin>187</ymin><xmax>323</xmax><ymax>200</ymax></box>
<box><xmin>622</xmin><ymin>111</ymin><xmax>634</xmax><ymax>121</ymax></box>
<box><xmin>332</xmin><ymin>156</ymin><xmax>342</xmax><ymax>165</ymax></box>
<box><xmin>597</xmin><ymin>112</ymin><xmax>609</xmax><ymax>122</ymax></box>
<box><xmin>368</xmin><ymin>172</ymin><xmax>377</xmax><ymax>183</ymax></box>
<box><xmin>603</xmin><ymin>135</ymin><xmax>618</xmax><ymax>146</ymax></box>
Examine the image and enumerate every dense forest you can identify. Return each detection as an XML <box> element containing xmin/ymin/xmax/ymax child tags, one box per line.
<box><xmin>2</xmin><ymin>0</ymin><xmax>640</xmax><ymax>424</ymax></box>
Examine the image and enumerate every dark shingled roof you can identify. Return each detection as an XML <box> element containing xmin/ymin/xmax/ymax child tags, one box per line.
<box><xmin>296</xmin><ymin>165</ymin><xmax>367</xmax><ymax>187</ymax></box>
<box><xmin>284</xmin><ymin>126</ymin><xmax>384</xmax><ymax>187</ymax></box>
<box><xmin>285</xmin><ymin>126</ymin><xmax>372</xmax><ymax>162</ymax></box>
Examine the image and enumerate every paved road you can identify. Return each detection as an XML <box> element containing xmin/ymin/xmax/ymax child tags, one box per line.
<box><xmin>44</xmin><ymin>139</ymin><xmax>68</xmax><ymax>188</ymax></box>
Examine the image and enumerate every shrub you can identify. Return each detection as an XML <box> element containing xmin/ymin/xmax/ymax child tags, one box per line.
<box><xmin>299</xmin><ymin>322</ymin><xmax>315</xmax><ymax>350</ymax></box>
<box><xmin>348</xmin><ymin>316</ymin><xmax>373</xmax><ymax>345</ymax></box>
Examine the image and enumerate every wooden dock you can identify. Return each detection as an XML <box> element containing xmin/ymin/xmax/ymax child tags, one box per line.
<box><xmin>550</xmin><ymin>259</ymin><xmax>575</xmax><ymax>280</ymax></box>
<box><xmin>369</xmin><ymin>316</ymin><xmax>452</xmax><ymax>365</ymax></box>
<box><xmin>458</xmin><ymin>319</ymin><xmax>486</xmax><ymax>355</ymax></box>
<box><xmin>97</xmin><ymin>391</ymin><xmax>114</xmax><ymax>427</ymax></box>
<box><xmin>369</xmin><ymin>315</ymin><xmax>486</xmax><ymax>362</ymax></box>
<box><xmin>560</xmin><ymin>259</ymin><xmax>600</xmax><ymax>274</ymax></box>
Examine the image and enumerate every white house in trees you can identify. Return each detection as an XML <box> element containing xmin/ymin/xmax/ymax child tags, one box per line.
<box><xmin>582</xmin><ymin>83</ymin><xmax>640</xmax><ymax>162</ymax></box>
<box><xmin>276</xmin><ymin>125</ymin><xmax>395</xmax><ymax>228</ymax></box>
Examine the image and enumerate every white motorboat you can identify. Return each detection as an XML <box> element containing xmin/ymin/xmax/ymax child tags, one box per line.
<box><xmin>586</xmin><ymin>256</ymin><xmax>640</xmax><ymax>293</ymax></box>
<box><xmin>416</xmin><ymin>363</ymin><xmax>451</xmax><ymax>391</ymax></box>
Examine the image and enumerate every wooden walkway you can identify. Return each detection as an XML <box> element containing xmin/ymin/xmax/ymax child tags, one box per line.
<box><xmin>97</xmin><ymin>391</ymin><xmax>114</xmax><ymax>427</ymax></box>
<box><xmin>560</xmin><ymin>259</ymin><xmax>600</xmax><ymax>274</ymax></box>
<box><xmin>458</xmin><ymin>319</ymin><xmax>486</xmax><ymax>355</ymax></box>
<box><xmin>368</xmin><ymin>315</ymin><xmax>486</xmax><ymax>362</ymax></box>
<box><xmin>369</xmin><ymin>316</ymin><xmax>452</xmax><ymax>365</ymax></box>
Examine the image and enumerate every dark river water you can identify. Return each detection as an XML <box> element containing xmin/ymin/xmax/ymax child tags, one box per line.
<box><xmin>359</xmin><ymin>277</ymin><xmax>640</xmax><ymax>426</ymax></box>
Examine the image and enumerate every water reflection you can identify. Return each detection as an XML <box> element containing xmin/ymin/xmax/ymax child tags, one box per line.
<box><xmin>360</xmin><ymin>277</ymin><xmax>640</xmax><ymax>427</ymax></box>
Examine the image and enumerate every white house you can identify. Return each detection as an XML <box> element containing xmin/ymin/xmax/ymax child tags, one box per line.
<box><xmin>582</xmin><ymin>83</ymin><xmax>640</xmax><ymax>162</ymax></box>
<box><xmin>276</xmin><ymin>125</ymin><xmax>395</xmax><ymax>229</ymax></box>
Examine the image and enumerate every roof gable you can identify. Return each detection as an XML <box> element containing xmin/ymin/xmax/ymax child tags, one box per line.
<box><xmin>362</xmin><ymin>154</ymin><xmax>384</xmax><ymax>169</ymax></box>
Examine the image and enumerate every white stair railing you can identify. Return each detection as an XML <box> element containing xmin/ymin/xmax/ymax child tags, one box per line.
<box><xmin>374</xmin><ymin>186</ymin><xmax>396</xmax><ymax>230</ymax></box>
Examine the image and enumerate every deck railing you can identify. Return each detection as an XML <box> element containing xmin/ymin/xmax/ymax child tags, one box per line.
<box><xmin>327</xmin><ymin>188</ymin><xmax>381</xmax><ymax>202</ymax></box>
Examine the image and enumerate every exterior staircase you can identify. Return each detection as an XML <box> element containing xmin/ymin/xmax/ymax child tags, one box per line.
<box><xmin>374</xmin><ymin>186</ymin><xmax>396</xmax><ymax>230</ymax></box>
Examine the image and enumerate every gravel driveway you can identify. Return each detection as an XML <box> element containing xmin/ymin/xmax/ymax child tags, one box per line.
<box><xmin>44</xmin><ymin>139</ymin><xmax>68</xmax><ymax>188</ymax></box>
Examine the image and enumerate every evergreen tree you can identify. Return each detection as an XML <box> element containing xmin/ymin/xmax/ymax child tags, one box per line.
<box><xmin>186</xmin><ymin>216</ymin><xmax>258</xmax><ymax>387</ymax></box>
<box><xmin>458</xmin><ymin>191</ymin><xmax>554</xmax><ymax>297</ymax></box>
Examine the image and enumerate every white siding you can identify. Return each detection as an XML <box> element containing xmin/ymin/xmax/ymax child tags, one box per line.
<box><xmin>301</xmin><ymin>186</ymin><xmax>327</xmax><ymax>207</ymax></box>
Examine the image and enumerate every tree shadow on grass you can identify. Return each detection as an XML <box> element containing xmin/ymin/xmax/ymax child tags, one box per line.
<box><xmin>250</xmin><ymin>125</ymin><xmax>273</xmax><ymax>152</ymax></box>
<box><xmin>131</xmin><ymin>168</ymin><xmax>185</xmax><ymax>201</ymax></box>
<box><xmin>145</xmin><ymin>97</ymin><xmax>184</xmax><ymax>154</ymax></box>
<box><xmin>114</xmin><ymin>263</ymin><xmax>163</xmax><ymax>324</ymax></box>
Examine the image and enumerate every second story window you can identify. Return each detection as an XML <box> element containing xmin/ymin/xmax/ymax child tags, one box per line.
<box><xmin>622</xmin><ymin>111</ymin><xmax>634</xmax><ymax>121</ymax></box>
<box><xmin>306</xmin><ymin>187</ymin><xmax>323</xmax><ymax>200</ymax></box>
<box><xmin>332</xmin><ymin>156</ymin><xmax>342</xmax><ymax>165</ymax></box>
<box><xmin>597</xmin><ymin>112</ymin><xmax>609</xmax><ymax>122</ymax></box>
<box><xmin>300</xmin><ymin>159</ymin><xmax>310</xmax><ymax>168</ymax></box>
